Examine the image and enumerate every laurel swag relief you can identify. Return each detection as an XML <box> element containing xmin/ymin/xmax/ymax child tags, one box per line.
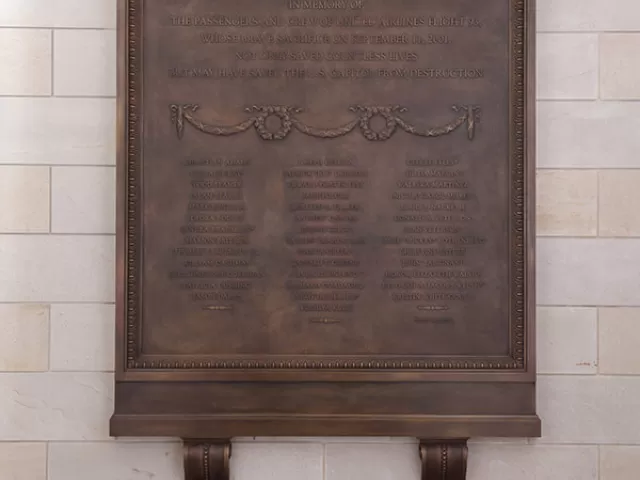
<box><xmin>170</xmin><ymin>104</ymin><xmax>481</xmax><ymax>141</ymax></box>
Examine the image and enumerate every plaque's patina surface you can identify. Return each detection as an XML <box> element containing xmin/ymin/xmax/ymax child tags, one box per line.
<box><xmin>113</xmin><ymin>0</ymin><xmax>538</xmax><ymax>472</ymax></box>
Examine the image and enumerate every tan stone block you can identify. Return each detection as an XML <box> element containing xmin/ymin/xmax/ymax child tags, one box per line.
<box><xmin>537</xmin><ymin>170</ymin><xmax>597</xmax><ymax>236</ymax></box>
<box><xmin>469</xmin><ymin>445</ymin><xmax>597</xmax><ymax>480</ymax></box>
<box><xmin>537</xmin><ymin>34</ymin><xmax>598</xmax><ymax>100</ymax></box>
<box><xmin>0</xmin><ymin>98</ymin><xmax>116</xmax><ymax>166</ymax></box>
<box><xmin>0</xmin><ymin>443</ymin><xmax>47</xmax><ymax>480</ymax></box>
<box><xmin>54</xmin><ymin>30</ymin><xmax>115</xmax><ymax>96</ymax></box>
<box><xmin>537</xmin><ymin>307</ymin><xmax>597</xmax><ymax>374</ymax></box>
<box><xmin>49</xmin><ymin>442</ymin><xmax>182</xmax><ymax>480</ymax></box>
<box><xmin>599</xmin><ymin>170</ymin><xmax>640</xmax><ymax>237</ymax></box>
<box><xmin>536</xmin><ymin>376</ymin><xmax>640</xmax><ymax>444</ymax></box>
<box><xmin>50</xmin><ymin>304</ymin><xmax>115</xmax><ymax>372</ymax></box>
<box><xmin>601</xmin><ymin>34</ymin><xmax>640</xmax><ymax>100</ymax></box>
<box><xmin>0</xmin><ymin>0</ymin><xmax>116</xmax><ymax>28</ymax></box>
<box><xmin>233</xmin><ymin>442</ymin><xmax>323</xmax><ymax>480</ymax></box>
<box><xmin>0</xmin><ymin>29</ymin><xmax>51</xmax><ymax>96</ymax></box>
<box><xmin>537</xmin><ymin>102</ymin><xmax>640</xmax><ymax>168</ymax></box>
<box><xmin>325</xmin><ymin>443</ymin><xmax>418</xmax><ymax>480</ymax></box>
<box><xmin>0</xmin><ymin>235</ymin><xmax>115</xmax><ymax>303</ymax></box>
<box><xmin>0</xmin><ymin>166</ymin><xmax>49</xmax><ymax>233</ymax></box>
<box><xmin>537</xmin><ymin>0</ymin><xmax>640</xmax><ymax>32</ymax></box>
<box><xmin>0</xmin><ymin>304</ymin><xmax>49</xmax><ymax>372</ymax></box>
<box><xmin>601</xmin><ymin>446</ymin><xmax>640</xmax><ymax>480</ymax></box>
<box><xmin>537</xmin><ymin>0</ymin><xmax>598</xmax><ymax>31</ymax></box>
<box><xmin>0</xmin><ymin>373</ymin><xmax>112</xmax><ymax>440</ymax></box>
<box><xmin>599</xmin><ymin>308</ymin><xmax>640</xmax><ymax>374</ymax></box>
<box><xmin>537</xmin><ymin>238</ymin><xmax>640</xmax><ymax>306</ymax></box>
<box><xmin>52</xmin><ymin>166</ymin><xmax>115</xmax><ymax>234</ymax></box>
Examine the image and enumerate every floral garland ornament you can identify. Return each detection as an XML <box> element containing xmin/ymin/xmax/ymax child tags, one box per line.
<box><xmin>170</xmin><ymin>104</ymin><xmax>481</xmax><ymax>142</ymax></box>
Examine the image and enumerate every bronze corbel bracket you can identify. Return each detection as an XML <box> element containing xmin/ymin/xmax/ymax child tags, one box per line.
<box><xmin>183</xmin><ymin>438</ymin><xmax>468</xmax><ymax>480</ymax></box>
<box><xmin>419</xmin><ymin>439</ymin><xmax>469</xmax><ymax>480</ymax></box>
<box><xmin>184</xmin><ymin>440</ymin><xmax>232</xmax><ymax>480</ymax></box>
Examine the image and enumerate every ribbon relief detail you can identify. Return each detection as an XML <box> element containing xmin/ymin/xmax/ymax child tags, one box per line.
<box><xmin>170</xmin><ymin>104</ymin><xmax>481</xmax><ymax>142</ymax></box>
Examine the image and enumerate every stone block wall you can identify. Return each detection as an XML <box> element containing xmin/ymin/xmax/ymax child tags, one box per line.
<box><xmin>1</xmin><ymin>0</ymin><xmax>639</xmax><ymax>478</ymax></box>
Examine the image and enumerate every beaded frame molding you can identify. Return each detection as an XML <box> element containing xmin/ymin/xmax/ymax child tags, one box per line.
<box><xmin>121</xmin><ymin>0</ymin><xmax>531</xmax><ymax>372</ymax></box>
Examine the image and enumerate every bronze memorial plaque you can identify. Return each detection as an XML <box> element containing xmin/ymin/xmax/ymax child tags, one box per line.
<box><xmin>112</xmin><ymin>0</ymin><xmax>538</xmax><ymax>477</ymax></box>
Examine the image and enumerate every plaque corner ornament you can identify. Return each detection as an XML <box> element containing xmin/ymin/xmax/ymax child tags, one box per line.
<box><xmin>184</xmin><ymin>440</ymin><xmax>232</xmax><ymax>480</ymax></box>
<box><xmin>169</xmin><ymin>103</ymin><xmax>481</xmax><ymax>142</ymax></box>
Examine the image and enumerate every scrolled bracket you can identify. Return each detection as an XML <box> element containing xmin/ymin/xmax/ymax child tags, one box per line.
<box><xmin>183</xmin><ymin>440</ymin><xmax>232</xmax><ymax>480</ymax></box>
<box><xmin>419</xmin><ymin>439</ymin><xmax>468</xmax><ymax>480</ymax></box>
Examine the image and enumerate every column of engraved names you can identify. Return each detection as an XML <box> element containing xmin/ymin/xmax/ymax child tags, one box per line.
<box><xmin>169</xmin><ymin>157</ymin><xmax>263</xmax><ymax>311</ymax></box>
<box><xmin>284</xmin><ymin>156</ymin><xmax>367</xmax><ymax>324</ymax></box>
<box><xmin>382</xmin><ymin>157</ymin><xmax>486</xmax><ymax>323</ymax></box>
